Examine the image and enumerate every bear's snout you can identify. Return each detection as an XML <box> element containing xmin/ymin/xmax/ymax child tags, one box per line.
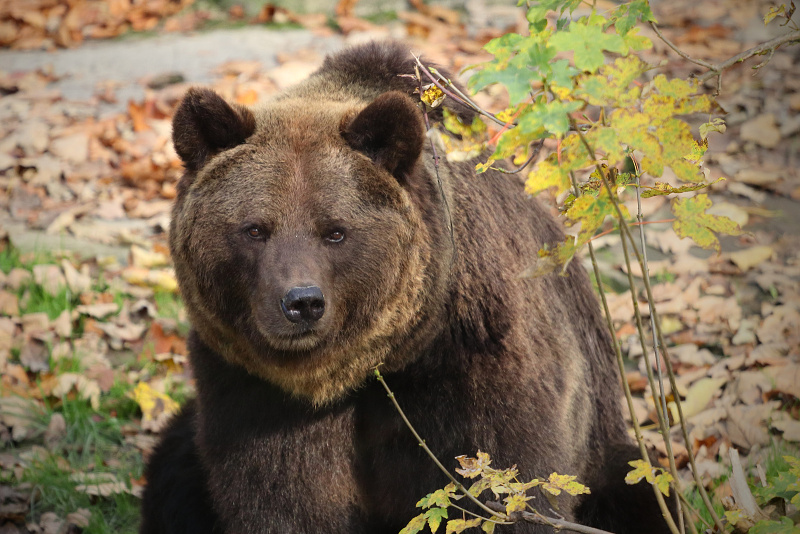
<box><xmin>280</xmin><ymin>286</ymin><xmax>325</xmax><ymax>324</ymax></box>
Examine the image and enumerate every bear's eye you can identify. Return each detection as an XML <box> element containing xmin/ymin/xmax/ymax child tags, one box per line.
<box><xmin>245</xmin><ymin>226</ymin><xmax>265</xmax><ymax>240</ymax></box>
<box><xmin>325</xmin><ymin>230</ymin><xmax>345</xmax><ymax>243</ymax></box>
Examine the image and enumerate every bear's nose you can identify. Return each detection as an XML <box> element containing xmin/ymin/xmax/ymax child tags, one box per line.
<box><xmin>281</xmin><ymin>286</ymin><xmax>325</xmax><ymax>323</ymax></box>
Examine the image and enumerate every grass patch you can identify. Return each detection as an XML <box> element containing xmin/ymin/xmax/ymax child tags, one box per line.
<box><xmin>21</xmin><ymin>397</ymin><xmax>144</xmax><ymax>534</ymax></box>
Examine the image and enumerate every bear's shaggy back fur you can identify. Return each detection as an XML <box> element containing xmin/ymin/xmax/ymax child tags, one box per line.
<box><xmin>140</xmin><ymin>41</ymin><xmax>673</xmax><ymax>534</ymax></box>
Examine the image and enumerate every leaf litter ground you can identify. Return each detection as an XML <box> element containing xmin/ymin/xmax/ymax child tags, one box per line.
<box><xmin>0</xmin><ymin>0</ymin><xmax>799</xmax><ymax>532</ymax></box>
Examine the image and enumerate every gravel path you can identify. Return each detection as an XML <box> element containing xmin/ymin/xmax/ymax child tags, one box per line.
<box><xmin>0</xmin><ymin>27</ymin><xmax>344</xmax><ymax>115</ymax></box>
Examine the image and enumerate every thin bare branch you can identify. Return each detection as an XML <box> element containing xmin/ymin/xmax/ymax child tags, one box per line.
<box><xmin>567</xmin><ymin>166</ymin><xmax>681</xmax><ymax>534</ymax></box>
<box><xmin>649</xmin><ymin>22</ymin><xmax>715</xmax><ymax>70</ymax></box>
<box><xmin>485</xmin><ymin>501</ymin><xmax>615</xmax><ymax>534</ymax></box>
<box><xmin>493</xmin><ymin>140</ymin><xmax>544</xmax><ymax>174</ymax></box>
<box><xmin>374</xmin><ymin>370</ymin><xmax>510</xmax><ymax>522</ymax></box>
<box><xmin>696</xmin><ymin>29</ymin><xmax>800</xmax><ymax>83</ymax></box>
<box><xmin>412</xmin><ymin>54</ymin><xmax>511</xmax><ymax>128</ymax></box>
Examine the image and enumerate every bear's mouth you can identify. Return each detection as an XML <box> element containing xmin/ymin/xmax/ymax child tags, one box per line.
<box><xmin>258</xmin><ymin>327</ymin><xmax>323</xmax><ymax>353</ymax></box>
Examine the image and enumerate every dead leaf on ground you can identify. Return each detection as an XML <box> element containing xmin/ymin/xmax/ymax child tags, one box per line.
<box><xmin>725</xmin><ymin>403</ymin><xmax>778</xmax><ymax>450</ymax></box>
<box><xmin>70</xmin><ymin>472</ymin><xmax>130</xmax><ymax>497</ymax></box>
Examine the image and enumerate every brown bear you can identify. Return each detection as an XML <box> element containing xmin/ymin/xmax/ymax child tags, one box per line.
<box><xmin>139</xmin><ymin>41</ymin><xmax>674</xmax><ymax>534</ymax></box>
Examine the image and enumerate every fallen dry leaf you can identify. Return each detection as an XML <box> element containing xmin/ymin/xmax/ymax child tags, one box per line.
<box><xmin>130</xmin><ymin>381</ymin><xmax>179</xmax><ymax>432</ymax></box>
<box><xmin>70</xmin><ymin>472</ymin><xmax>130</xmax><ymax>497</ymax></box>
<box><xmin>729</xmin><ymin>246</ymin><xmax>773</xmax><ymax>271</ymax></box>
<box><xmin>725</xmin><ymin>403</ymin><xmax>778</xmax><ymax>450</ymax></box>
<box><xmin>739</xmin><ymin>113</ymin><xmax>781</xmax><ymax>148</ymax></box>
<box><xmin>52</xmin><ymin>373</ymin><xmax>101</xmax><ymax>410</ymax></box>
<box><xmin>671</xmin><ymin>377</ymin><xmax>727</xmax><ymax>421</ymax></box>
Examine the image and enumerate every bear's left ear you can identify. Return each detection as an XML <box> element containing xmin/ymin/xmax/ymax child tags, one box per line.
<box><xmin>172</xmin><ymin>88</ymin><xmax>256</xmax><ymax>172</ymax></box>
<box><xmin>341</xmin><ymin>91</ymin><xmax>425</xmax><ymax>179</ymax></box>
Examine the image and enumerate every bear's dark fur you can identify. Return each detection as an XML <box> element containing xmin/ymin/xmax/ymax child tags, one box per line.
<box><xmin>140</xmin><ymin>41</ymin><xmax>674</xmax><ymax>533</ymax></box>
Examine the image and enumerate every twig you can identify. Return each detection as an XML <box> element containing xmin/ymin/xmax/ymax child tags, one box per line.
<box><xmin>571</xmin><ymin>121</ymin><xmax>726</xmax><ymax>532</ymax></box>
<box><xmin>492</xmin><ymin>140</ymin><xmax>542</xmax><ymax>173</ymax></box>
<box><xmin>414</xmin><ymin>62</ymin><xmax>457</xmax><ymax>267</ymax></box>
<box><xmin>412</xmin><ymin>54</ymin><xmax>511</xmax><ymax>129</ymax></box>
<box><xmin>630</xmin><ymin>160</ymin><xmax>690</xmax><ymax>534</ymax></box>
<box><xmin>374</xmin><ymin>371</ymin><xmax>616</xmax><ymax>534</ymax></box>
<box><xmin>573</xmin><ymin>123</ymin><xmax>726</xmax><ymax>533</ymax></box>
<box><xmin>607</xmin><ymin>169</ymin><xmax>690</xmax><ymax>534</ymax></box>
<box><xmin>484</xmin><ymin>501</ymin><xmax>615</xmax><ymax>534</ymax></box>
<box><xmin>570</xmin><ymin>169</ymin><xmax>681</xmax><ymax>534</ymax></box>
<box><xmin>651</xmin><ymin>20</ymin><xmax>800</xmax><ymax>94</ymax></box>
<box><xmin>373</xmin><ymin>370</ymin><xmax>510</xmax><ymax>522</ymax></box>
<box><xmin>649</xmin><ymin>22</ymin><xmax>715</xmax><ymax>70</ymax></box>
<box><xmin>696</xmin><ymin>29</ymin><xmax>800</xmax><ymax>82</ymax></box>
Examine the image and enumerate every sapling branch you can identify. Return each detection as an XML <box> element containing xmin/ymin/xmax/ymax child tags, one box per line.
<box><xmin>615</xmin><ymin>200</ymin><xmax>691</xmax><ymax>534</ymax></box>
<box><xmin>374</xmin><ymin>370</ymin><xmax>619</xmax><ymax>534</ymax></box>
<box><xmin>492</xmin><ymin>140</ymin><xmax>543</xmax><ymax>174</ymax></box>
<box><xmin>570</xmin><ymin>122</ymin><xmax>725</xmax><ymax>533</ymax></box>
<box><xmin>651</xmin><ymin>20</ymin><xmax>800</xmax><ymax>93</ymax></box>
<box><xmin>373</xmin><ymin>369</ymin><xmax>509</xmax><ymax>522</ymax></box>
<box><xmin>411</xmin><ymin>54</ymin><xmax>513</xmax><ymax>128</ymax></box>
<box><xmin>484</xmin><ymin>502</ymin><xmax>616</xmax><ymax>534</ymax></box>
<box><xmin>630</xmin><ymin>160</ymin><xmax>690</xmax><ymax>534</ymax></box>
<box><xmin>568</xmin><ymin>169</ymin><xmax>681</xmax><ymax>534</ymax></box>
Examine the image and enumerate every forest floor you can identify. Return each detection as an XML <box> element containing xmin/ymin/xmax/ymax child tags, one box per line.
<box><xmin>0</xmin><ymin>0</ymin><xmax>798</xmax><ymax>532</ymax></box>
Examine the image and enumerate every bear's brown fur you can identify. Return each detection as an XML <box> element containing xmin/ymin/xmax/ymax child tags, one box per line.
<box><xmin>140</xmin><ymin>41</ymin><xmax>673</xmax><ymax>534</ymax></box>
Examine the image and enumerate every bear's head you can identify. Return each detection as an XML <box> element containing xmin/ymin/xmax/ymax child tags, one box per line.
<box><xmin>169</xmin><ymin>88</ymin><xmax>452</xmax><ymax>404</ymax></box>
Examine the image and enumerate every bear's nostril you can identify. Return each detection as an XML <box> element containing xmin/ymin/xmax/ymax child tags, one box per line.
<box><xmin>281</xmin><ymin>286</ymin><xmax>325</xmax><ymax>324</ymax></box>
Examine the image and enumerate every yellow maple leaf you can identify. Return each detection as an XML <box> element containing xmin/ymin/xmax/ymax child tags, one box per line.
<box><xmin>131</xmin><ymin>382</ymin><xmax>179</xmax><ymax>431</ymax></box>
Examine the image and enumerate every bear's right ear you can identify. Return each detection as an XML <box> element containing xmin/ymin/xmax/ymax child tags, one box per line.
<box><xmin>341</xmin><ymin>91</ymin><xmax>425</xmax><ymax>180</ymax></box>
<box><xmin>172</xmin><ymin>88</ymin><xmax>256</xmax><ymax>172</ymax></box>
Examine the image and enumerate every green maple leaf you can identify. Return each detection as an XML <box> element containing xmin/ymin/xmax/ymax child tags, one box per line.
<box><xmin>550</xmin><ymin>21</ymin><xmax>627</xmax><ymax>73</ymax></box>
<box><xmin>656</xmin><ymin>119</ymin><xmax>695</xmax><ymax>163</ymax></box>
<box><xmin>654</xmin><ymin>472</ymin><xmax>673</xmax><ymax>497</ymax></box>
<box><xmin>672</xmin><ymin>194</ymin><xmax>743</xmax><ymax>252</ymax></box>
<box><xmin>417</xmin><ymin>484</ymin><xmax>457</xmax><ymax>509</ymax></box>
<box><xmin>764</xmin><ymin>5</ymin><xmax>786</xmax><ymax>25</ymax></box>
<box><xmin>724</xmin><ymin>509</ymin><xmax>750</xmax><ymax>527</ymax></box>
<box><xmin>526</xmin><ymin>159</ymin><xmax>572</xmax><ymax>196</ymax></box>
<box><xmin>425</xmin><ymin>508</ymin><xmax>449</xmax><ymax>533</ymax></box>
<box><xmin>526</xmin><ymin>0</ymin><xmax>582</xmax><ymax>23</ymax></box>
<box><xmin>549</xmin><ymin>59</ymin><xmax>578</xmax><ymax>89</ymax></box>
<box><xmin>699</xmin><ymin>118</ymin><xmax>726</xmax><ymax>140</ymax></box>
<box><xmin>470</xmin><ymin>34</ymin><xmax>556</xmax><ymax>105</ymax></box>
<box><xmin>610</xmin><ymin>110</ymin><xmax>661</xmax><ymax>159</ymax></box>
<box><xmin>612</xmin><ymin>0</ymin><xmax>656</xmax><ymax>35</ymax></box>
<box><xmin>468</xmin><ymin>56</ymin><xmax>538</xmax><ymax>105</ymax></box>
<box><xmin>576</xmin><ymin>56</ymin><xmax>646</xmax><ymax>107</ymax></box>
<box><xmin>517</xmin><ymin>99</ymin><xmax>583</xmax><ymax>137</ymax></box>
<box><xmin>585</xmin><ymin>126</ymin><xmax>626</xmax><ymax>165</ymax></box>
<box><xmin>565</xmin><ymin>187</ymin><xmax>628</xmax><ymax>246</ymax></box>
<box><xmin>504</xmin><ymin>493</ymin><xmax>531</xmax><ymax>513</ymax></box>
<box><xmin>653</xmin><ymin>74</ymin><xmax>696</xmax><ymax>99</ymax></box>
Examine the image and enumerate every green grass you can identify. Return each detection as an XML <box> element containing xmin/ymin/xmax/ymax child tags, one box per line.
<box><xmin>20</xmin><ymin>283</ymin><xmax>77</xmax><ymax>320</ymax></box>
<box><xmin>0</xmin><ymin>245</ymin><xmax>22</xmax><ymax>273</ymax></box>
<box><xmin>21</xmin><ymin>397</ymin><xmax>144</xmax><ymax>534</ymax></box>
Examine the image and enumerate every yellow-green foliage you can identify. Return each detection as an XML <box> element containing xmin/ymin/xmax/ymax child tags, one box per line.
<box><xmin>466</xmin><ymin>0</ymin><xmax>742</xmax><ymax>271</ymax></box>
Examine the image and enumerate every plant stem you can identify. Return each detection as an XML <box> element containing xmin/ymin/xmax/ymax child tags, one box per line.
<box><xmin>572</xmin><ymin>122</ymin><xmax>725</xmax><ymax>533</ymax></box>
<box><xmin>568</xmin><ymin>168</ymin><xmax>681</xmax><ymax>534</ymax></box>
<box><xmin>373</xmin><ymin>370</ymin><xmax>509</xmax><ymax>522</ymax></box>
